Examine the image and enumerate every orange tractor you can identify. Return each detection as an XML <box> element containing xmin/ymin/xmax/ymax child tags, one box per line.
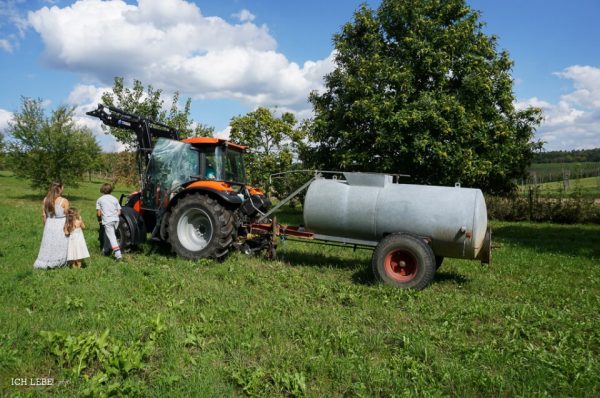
<box><xmin>87</xmin><ymin>104</ymin><xmax>272</xmax><ymax>259</ymax></box>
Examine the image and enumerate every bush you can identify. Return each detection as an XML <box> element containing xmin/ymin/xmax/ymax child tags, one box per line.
<box><xmin>486</xmin><ymin>190</ymin><xmax>600</xmax><ymax>224</ymax></box>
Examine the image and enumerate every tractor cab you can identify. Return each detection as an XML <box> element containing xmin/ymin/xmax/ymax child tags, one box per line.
<box><xmin>183</xmin><ymin>137</ymin><xmax>247</xmax><ymax>184</ymax></box>
<box><xmin>141</xmin><ymin>137</ymin><xmax>263</xmax><ymax>213</ymax></box>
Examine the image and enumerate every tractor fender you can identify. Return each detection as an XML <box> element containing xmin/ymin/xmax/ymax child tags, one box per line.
<box><xmin>168</xmin><ymin>187</ymin><xmax>243</xmax><ymax>209</ymax></box>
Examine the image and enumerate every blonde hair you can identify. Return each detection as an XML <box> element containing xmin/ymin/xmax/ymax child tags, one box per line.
<box><xmin>44</xmin><ymin>181</ymin><xmax>63</xmax><ymax>216</ymax></box>
<box><xmin>64</xmin><ymin>208</ymin><xmax>81</xmax><ymax>235</ymax></box>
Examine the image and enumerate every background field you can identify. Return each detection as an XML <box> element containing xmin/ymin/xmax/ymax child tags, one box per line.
<box><xmin>527</xmin><ymin>176</ymin><xmax>600</xmax><ymax>199</ymax></box>
<box><xmin>0</xmin><ymin>173</ymin><xmax>599</xmax><ymax>397</ymax></box>
<box><xmin>520</xmin><ymin>163</ymin><xmax>600</xmax><ymax>201</ymax></box>
<box><xmin>527</xmin><ymin>162</ymin><xmax>600</xmax><ymax>184</ymax></box>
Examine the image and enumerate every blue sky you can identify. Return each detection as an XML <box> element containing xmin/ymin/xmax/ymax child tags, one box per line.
<box><xmin>1</xmin><ymin>0</ymin><xmax>599</xmax><ymax>152</ymax></box>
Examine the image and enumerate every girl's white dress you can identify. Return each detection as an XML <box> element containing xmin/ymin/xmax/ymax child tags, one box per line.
<box><xmin>34</xmin><ymin>198</ymin><xmax>68</xmax><ymax>269</ymax></box>
<box><xmin>67</xmin><ymin>227</ymin><xmax>90</xmax><ymax>261</ymax></box>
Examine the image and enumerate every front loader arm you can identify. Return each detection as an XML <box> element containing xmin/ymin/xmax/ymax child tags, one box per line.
<box><xmin>86</xmin><ymin>103</ymin><xmax>180</xmax><ymax>168</ymax></box>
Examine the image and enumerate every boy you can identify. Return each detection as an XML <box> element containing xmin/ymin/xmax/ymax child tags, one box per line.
<box><xmin>96</xmin><ymin>183</ymin><xmax>123</xmax><ymax>261</ymax></box>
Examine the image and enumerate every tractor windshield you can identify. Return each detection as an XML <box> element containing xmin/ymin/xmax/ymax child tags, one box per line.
<box><xmin>143</xmin><ymin>138</ymin><xmax>199</xmax><ymax>210</ymax></box>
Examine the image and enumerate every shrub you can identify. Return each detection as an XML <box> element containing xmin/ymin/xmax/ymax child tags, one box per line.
<box><xmin>486</xmin><ymin>191</ymin><xmax>600</xmax><ymax>224</ymax></box>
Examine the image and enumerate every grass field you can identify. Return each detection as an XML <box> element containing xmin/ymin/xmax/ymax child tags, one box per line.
<box><xmin>1</xmin><ymin>172</ymin><xmax>599</xmax><ymax>397</ymax></box>
<box><xmin>517</xmin><ymin>176</ymin><xmax>600</xmax><ymax>201</ymax></box>
<box><xmin>528</xmin><ymin>162</ymin><xmax>600</xmax><ymax>183</ymax></box>
<box><xmin>525</xmin><ymin>176</ymin><xmax>600</xmax><ymax>199</ymax></box>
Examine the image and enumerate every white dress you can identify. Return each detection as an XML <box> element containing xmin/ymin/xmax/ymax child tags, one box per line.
<box><xmin>67</xmin><ymin>227</ymin><xmax>90</xmax><ymax>261</ymax></box>
<box><xmin>34</xmin><ymin>198</ymin><xmax>69</xmax><ymax>269</ymax></box>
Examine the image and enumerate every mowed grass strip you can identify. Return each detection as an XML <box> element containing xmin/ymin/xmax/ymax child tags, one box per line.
<box><xmin>0</xmin><ymin>172</ymin><xmax>598</xmax><ymax>397</ymax></box>
<box><xmin>527</xmin><ymin>176</ymin><xmax>600</xmax><ymax>199</ymax></box>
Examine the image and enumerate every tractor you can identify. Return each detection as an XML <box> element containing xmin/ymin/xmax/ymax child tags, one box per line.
<box><xmin>87</xmin><ymin>104</ymin><xmax>271</xmax><ymax>259</ymax></box>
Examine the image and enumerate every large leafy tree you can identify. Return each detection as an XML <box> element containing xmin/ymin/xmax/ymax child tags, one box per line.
<box><xmin>308</xmin><ymin>0</ymin><xmax>542</xmax><ymax>194</ymax></box>
<box><xmin>6</xmin><ymin>97</ymin><xmax>101</xmax><ymax>188</ymax></box>
<box><xmin>229</xmin><ymin>107</ymin><xmax>307</xmax><ymax>195</ymax></box>
<box><xmin>100</xmin><ymin>77</ymin><xmax>214</xmax><ymax>149</ymax></box>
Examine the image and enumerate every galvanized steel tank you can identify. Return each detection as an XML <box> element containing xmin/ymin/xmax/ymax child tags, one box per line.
<box><xmin>303</xmin><ymin>172</ymin><xmax>490</xmax><ymax>261</ymax></box>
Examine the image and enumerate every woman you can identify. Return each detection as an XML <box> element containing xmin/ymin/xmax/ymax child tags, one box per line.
<box><xmin>33</xmin><ymin>181</ymin><xmax>70</xmax><ymax>269</ymax></box>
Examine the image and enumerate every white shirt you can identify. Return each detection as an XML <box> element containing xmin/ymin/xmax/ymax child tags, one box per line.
<box><xmin>96</xmin><ymin>194</ymin><xmax>121</xmax><ymax>225</ymax></box>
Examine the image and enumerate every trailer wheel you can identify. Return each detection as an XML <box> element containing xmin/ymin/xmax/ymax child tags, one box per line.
<box><xmin>168</xmin><ymin>193</ymin><xmax>234</xmax><ymax>259</ymax></box>
<box><xmin>372</xmin><ymin>234</ymin><xmax>436</xmax><ymax>290</ymax></box>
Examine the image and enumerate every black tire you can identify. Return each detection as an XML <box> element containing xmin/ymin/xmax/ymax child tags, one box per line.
<box><xmin>371</xmin><ymin>234</ymin><xmax>436</xmax><ymax>290</ymax></box>
<box><xmin>116</xmin><ymin>217</ymin><xmax>134</xmax><ymax>253</ymax></box>
<box><xmin>435</xmin><ymin>256</ymin><xmax>444</xmax><ymax>270</ymax></box>
<box><xmin>167</xmin><ymin>193</ymin><xmax>234</xmax><ymax>259</ymax></box>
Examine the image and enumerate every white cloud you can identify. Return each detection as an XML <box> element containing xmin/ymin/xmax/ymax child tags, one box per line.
<box><xmin>232</xmin><ymin>9</ymin><xmax>256</xmax><ymax>23</ymax></box>
<box><xmin>65</xmin><ymin>84</ymin><xmax>127</xmax><ymax>152</ymax></box>
<box><xmin>555</xmin><ymin>65</ymin><xmax>600</xmax><ymax>108</ymax></box>
<box><xmin>0</xmin><ymin>109</ymin><xmax>13</xmax><ymax>132</ymax></box>
<box><xmin>214</xmin><ymin>125</ymin><xmax>231</xmax><ymax>140</ymax></box>
<box><xmin>518</xmin><ymin>65</ymin><xmax>600</xmax><ymax>151</ymax></box>
<box><xmin>66</xmin><ymin>84</ymin><xmax>107</xmax><ymax>106</ymax></box>
<box><xmin>0</xmin><ymin>86</ymin><xmax>121</xmax><ymax>152</ymax></box>
<box><xmin>0</xmin><ymin>39</ymin><xmax>13</xmax><ymax>53</ymax></box>
<box><xmin>27</xmin><ymin>0</ymin><xmax>332</xmax><ymax>115</ymax></box>
<box><xmin>0</xmin><ymin>0</ymin><xmax>28</xmax><ymax>51</ymax></box>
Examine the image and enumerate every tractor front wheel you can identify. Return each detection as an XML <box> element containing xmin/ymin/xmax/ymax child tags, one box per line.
<box><xmin>167</xmin><ymin>193</ymin><xmax>234</xmax><ymax>259</ymax></box>
<box><xmin>372</xmin><ymin>234</ymin><xmax>436</xmax><ymax>290</ymax></box>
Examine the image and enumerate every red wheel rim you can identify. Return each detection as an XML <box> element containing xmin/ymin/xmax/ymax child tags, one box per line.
<box><xmin>384</xmin><ymin>249</ymin><xmax>418</xmax><ymax>282</ymax></box>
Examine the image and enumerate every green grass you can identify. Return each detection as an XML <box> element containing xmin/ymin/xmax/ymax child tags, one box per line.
<box><xmin>1</xmin><ymin>173</ymin><xmax>599</xmax><ymax>397</ymax></box>
<box><xmin>529</xmin><ymin>161</ymin><xmax>600</xmax><ymax>182</ymax></box>
<box><xmin>523</xmin><ymin>176</ymin><xmax>600</xmax><ymax>199</ymax></box>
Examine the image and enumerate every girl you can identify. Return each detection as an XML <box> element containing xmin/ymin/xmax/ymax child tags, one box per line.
<box><xmin>64</xmin><ymin>208</ymin><xmax>90</xmax><ymax>268</ymax></box>
<box><xmin>34</xmin><ymin>181</ymin><xmax>70</xmax><ymax>269</ymax></box>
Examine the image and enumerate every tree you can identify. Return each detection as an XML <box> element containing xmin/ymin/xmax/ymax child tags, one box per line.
<box><xmin>229</xmin><ymin>107</ymin><xmax>307</xmax><ymax>196</ymax></box>
<box><xmin>6</xmin><ymin>97</ymin><xmax>101</xmax><ymax>188</ymax></box>
<box><xmin>95</xmin><ymin>152</ymin><xmax>139</xmax><ymax>187</ymax></box>
<box><xmin>308</xmin><ymin>0</ymin><xmax>542</xmax><ymax>194</ymax></box>
<box><xmin>100</xmin><ymin>77</ymin><xmax>213</xmax><ymax>149</ymax></box>
<box><xmin>0</xmin><ymin>131</ymin><xmax>5</xmax><ymax>169</ymax></box>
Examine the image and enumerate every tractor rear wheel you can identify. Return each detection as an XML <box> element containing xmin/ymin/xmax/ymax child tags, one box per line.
<box><xmin>372</xmin><ymin>234</ymin><xmax>436</xmax><ymax>290</ymax></box>
<box><xmin>167</xmin><ymin>193</ymin><xmax>234</xmax><ymax>259</ymax></box>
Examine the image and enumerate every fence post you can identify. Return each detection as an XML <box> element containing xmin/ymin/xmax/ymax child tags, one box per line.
<box><xmin>563</xmin><ymin>169</ymin><xmax>570</xmax><ymax>192</ymax></box>
<box><xmin>528</xmin><ymin>186</ymin><xmax>534</xmax><ymax>221</ymax></box>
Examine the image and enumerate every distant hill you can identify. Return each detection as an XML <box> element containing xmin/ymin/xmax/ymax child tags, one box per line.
<box><xmin>534</xmin><ymin>148</ymin><xmax>600</xmax><ymax>163</ymax></box>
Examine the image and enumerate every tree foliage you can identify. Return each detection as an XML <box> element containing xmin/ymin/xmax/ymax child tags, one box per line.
<box><xmin>533</xmin><ymin>148</ymin><xmax>600</xmax><ymax>163</ymax></box>
<box><xmin>0</xmin><ymin>131</ymin><xmax>5</xmax><ymax>169</ymax></box>
<box><xmin>96</xmin><ymin>152</ymin><xmax>139</xmax><ymax>187</ymax></box>
<box><xmin>229</xmin><ymin>107</ymin><xmax>307</xmax><ymax>196</ymax></box>
<box><xmin>308</xmin><ymin>0</ymin><xmax>542</xmax><ymax>194</ymax></box>
<box><xmin>100</xmin><ymin>77</ymin><xmax>214</xmax><ymax>149</ymax></box>
<box><xmin>6</xmin><ymin>97</ymin><xmax>101</xmax><ymax>188</ymax></box>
